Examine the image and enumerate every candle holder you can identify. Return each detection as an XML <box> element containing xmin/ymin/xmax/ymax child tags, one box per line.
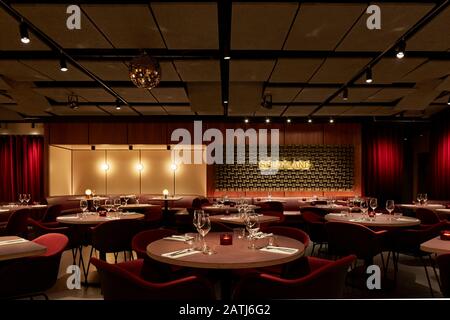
<box><xmin>440</xmin><ymin>230</ymin><xmax>450</xmax><ymax>241</ymax></box>
<box><xmin>220</xmin><ymin>233</ymin><xmax>233</xmax><ymax>245</ymax></box>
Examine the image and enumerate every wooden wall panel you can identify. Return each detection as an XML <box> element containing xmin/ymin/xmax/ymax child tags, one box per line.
<box><xmin>48</xmin><ymin>123</ymin><xmax>89</xmax><ymax>144</ymax></box>
<box><xmin>127</xmin><ymin>122</ymin><xmax>167</xmax><ymax>144</ymax></box>
<box><xmin>89</xmin><ymin>122</ymin><xmax>128</xmax><ymax>144</ymax></box>
<box><xmin>284</xmin><ymin>124</ymin><xmax>324</xmax><ymax>145</ymax></box>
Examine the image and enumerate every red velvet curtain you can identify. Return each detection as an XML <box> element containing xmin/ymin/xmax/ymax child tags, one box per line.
<box><xmin>363</xmin><ymin>125</ymin><xmax>405</xmax><ymax>202</ymax></box>
<box><xmin>430</xmin><ymin>115</ymin><xmax>450</xmax><ymax>199</ymax></box>
<box><xmin>0</xmin><ymin>135</ymin><xmax>44</xmax><ymax>203</ymax></box>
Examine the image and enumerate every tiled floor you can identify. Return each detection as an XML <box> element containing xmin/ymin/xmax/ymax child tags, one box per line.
<box><xmin>44</xmin><ymin>244</ymin><xmax>444</xmax><ymax>300</ymax></box>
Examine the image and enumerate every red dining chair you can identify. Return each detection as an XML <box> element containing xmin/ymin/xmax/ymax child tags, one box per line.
<box><xmin>258</xmin><ymin>201</ymin><xmax>285</xmax><ymax>224</ymax></box>
<box><xmin>416</xmin><ymin>208</ymin><xmax>441</xmax><ymax>227</ymax></box>
<box><xmin>90</xmin><ymin>257</ymin><xmax>216</xmax><ymax>300</ymax></box>
<box><xmin>40</xmin><ymin>204</ymin><xmax>63</xmax><ymax>227</ymax></box>
<box><xmin>211</xmin><ymin>221</ymin><xmax>234</xmax><ymax>232</ymax></box>
<box><xmin>233</xmin><ymin>255</ymin><xmax>356</xmax><ymax>299</ymax></box>
<box><xmin>0</xmin><ymin>233</ymin><xmax>68</xmax><ymax>299</ymax></box>
<box><xmin>0</xmin><ymin>208</ymin><xmax>31</xmax><ymax>238</ymax></box>
<box><xmin>436</xmin><ymin>253</ymin><xmax>450</xmax><ymax>297</ymax></box>
<box><xmin>326</xmin><ymin>222</ymin><xmax>387</xmax><ymax>267</ymax></box>
<box><xmin>301</xmin><ymin>210</ymin><xmax>328</xmax><ymax>256</ymax></box>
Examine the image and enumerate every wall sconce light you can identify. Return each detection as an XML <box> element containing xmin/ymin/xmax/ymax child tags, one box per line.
<box><xmin>85</xmin><ymin>189</ymin><xmax>92</xmax><ymax>197</ymax></box>
<box><xmin>136</xmin><ymin>163</ymin><xmax>144</xmax><ymax>171</ymax></box>
<box><xmin>163</xmin><ymin>189</ymin><xmax>169</xmax><ymax>199</ymax></box>
<box><xmin>170</xmin><ymin>163</ymin><xmax>178</xmax><ymax>171</ymax></box>
<box><xmin>101</xmin><ymin>163</ymin><xmax>110</xmax><ymax>171</ymax></box>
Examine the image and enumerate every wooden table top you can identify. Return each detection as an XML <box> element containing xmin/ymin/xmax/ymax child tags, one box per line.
<box><xmin>119</xmin><ymin>203</ymin><xmax>158</xmax><ymax>209</ymax></box>
<box><xmin>151</xmin><ymin>196</ymin><xmax>183</xmax><ymax>201</ymax></box>
<box><xmin>147</xmin><ymin>232</ymin><xmax>305</xmax><ymax>269</ymax></box>
<box><xmin>398</xmin><ymin>204</ymin><xmax>446</xmax><ymax>210</ymax></box>
<box><xmin>420</xmin><ymin>237</ymin><xmax>450</xmax><ymax>254</ymax></box>
<box><xmin>56</xmin><ymin>212</ymin><xmax>144</xmax><ymax>225</ymax></box>
<box><xmin>0</xmin><ymin>204</ymin><xmax>47</xmax><ymax>212</ymax></box>
<box><xmin>202</xmin><ymin>205</ymin><xmax>259</xmax><ymax>213</ymax></box>
<box><xmin>325</xmin><ymin>212</ymin><xmax>420</xmax><ymax>228</ymax></box>
<box><xmin>0</xmin><ymin>236</ymin><xmax>47</xmax><ymax>261</ymax></box>
<box><xmin>209</xmin><ymin>214</ymin><xmax>280</xmax><ymax>225</ymax></box>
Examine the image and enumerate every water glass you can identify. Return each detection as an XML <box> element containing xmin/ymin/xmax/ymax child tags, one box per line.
<box><xmin>233</xmin><ymin>228</ymin><xmax>245</xmax><ymax>239</ymax></box>
<box><xmin>80</xmin><ymin>199</ymin><xmax>88</xmax><ymax>213</ymax></box>
<box><xmin>386</xmin><ymin>200</ymin><xmax>395</xmax><ymax>220</ymax></box>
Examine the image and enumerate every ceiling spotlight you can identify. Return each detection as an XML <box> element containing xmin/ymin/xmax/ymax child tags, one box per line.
<box><xmin>308</xmin><ymin>118</ymin><xmax>312</xmax><ymax>123</ymax></box>
<box><xmin>365</xmin><ymin>68</ymin><xmax>373</xmax><ymax>84</ymax></box>
<box><xmin>447</xmin><ymin>95</ymin><xmax>450</xmax><ymax>105</ymax></box>
<box><xmin>396</xmin><ymin>40</ymin><xmax>406</xmax><ymax>59</ymax></box>
<box><xmin>59</xmin><ymin>56</ymin><xmax>68</xmax><ymax>72</ymax></box>
<box><xmin>286</xmin><ymin>118</ymin><xmax>291</xmax><ymax>123</ymax></box>
<box><xmin>224</xmin><ymin>56</ymin><xmax>231</xmax><ymax>60</ymax></box>
<box><xmin>19</xmin><ymin>22</ymin><xmax>30</xmax><ymax>44</ymax></box>
<box><xmin>128</xmin><ymin>145</ymin><xmax>133</xmax><ymax>150</ymax></box>
<box><xmin>115</xmin><ymin>99</ymin><xmax>121</xmax><ymax>110</ymax></box>
<box><xmin>329</xmin><ymin>118</ymin><xmax>334</xmax><ymax>124</ymax></box>
<box><xmin>244</xmin><ymin>118</ymin><xmax>249</xmax><ymax>123</ymax></box>
<box><xmin>223</xmin><ymin>100</ymin><xmax>228</xmax><ymax>104</ymax></box>
<box><xmin>265</xmin><ymin>118</ymin><xmax>270</xmax><ymax>123</ymax></box>
<box><xmin>261</xmin><ymin>93</ymin><xmax>272</xmax><ymax>109</ymax></box>
<box><xmin>68</xmin><ymin>94</ymin><xmax>79</xmax><ymax>110</ymax></box>
<box><xmin>91</xmin><ymin>145</ymin><xmax>96</xmax><ymax>151</ymax></box>
<box><xmin>343</xmin><ymin>88</ymin><xmax>348</xmax><ymax>101</ymax></box>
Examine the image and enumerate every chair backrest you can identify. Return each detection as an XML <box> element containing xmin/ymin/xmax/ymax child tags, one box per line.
<box><xmin>258</xmin><ymin>201</ymin><xmax>285</xmax><ymax>222</ymax></box>
<box><xmin>0</xmin><ymin>233</ymin><xmax>68</xmax><ymax>298</ymax></box>
<box><xmin>132</xmin><ymin>228</ymin><xmax>176</xmax><ymax>259</ymax></box>
<box><xmin>6</xmin><ymin>208</ymin><xmax>30</xmax><ymax>237</ymax></box>
<box><xmin>91</xmin><ymin>257</ymin><xmax>215</xmax><ymax>300</ymax></box>
<box><xmin>91</xmin><ymin>219</ymin><xmax>142</xmax><ymax>254</ymax></box>
<box><xmin>437</xmin><ymin>253</ymin><xmax>450</xmax><ymax>297</ymax></box>
<box><xmin>392</xmin><ymin>221</ymin><xmax>447</xmax><ymax>250</ymax></box>
<box><xmin>233</xmin><ymin>255</ymin><xmax>356</xmax><ymax>299</ymax></box>
<box><xmin>301</xmin><ymin>211</ymin><xmax>327</xmax><ymax>243</ymax></box>
<box><xmin>416</xmin><ymin>208</ymin><xmax>441</xmax><ymax>225</ymax></box>
<box><xmin>326</xmin><ymin>222</ymin><xmax>384</xmax><ymax>260</ymax></box>
<box><xmin>263</xmin><ymin>226</ymin><xmax>310</xmax><ymax>248</ymax></box>
<box><xmin>41</xmin><ymin>204</ymin><xmax>62</xmax><ymax>223</ymax></box>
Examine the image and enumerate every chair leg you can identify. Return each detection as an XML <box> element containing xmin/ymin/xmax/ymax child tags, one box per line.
<box><xmin>419</xmin><ymin>255</ymin><xmax>434</xmax><ymax>297</ymax></box>
<box><xmin>318</xmin><ymin>243</ymin><xmax>323</xmax><ymax>257</ymax></box>
<box><xmin>84</xmin><ymin>246</ymin><xmax>95</xmax><ymax>286</ymax></box>
<box><xmin>311</xmin><ymin>243</ymin><xmax>316</xmax><ymax>257</ymax></box>
<box><xmin>429</xmin><ymin>255</ymin><xmax>441</xmax><ymax>292</ymax></box>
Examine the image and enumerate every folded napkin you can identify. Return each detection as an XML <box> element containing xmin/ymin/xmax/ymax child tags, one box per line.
<box><xmin>163</xmin><ymin>235</ymin><xmax>194</xmax><ymax>242</ymax></box>
<box><xmin>57</xmin><ymin>216</ymin><xmax>76</xmax><ymax>220</ymax></box>
<box><xmin>161</xmin><ymin>248</ymin><xmax>199</xmax><ymax>259</ymax></box>
<box><xmin>260</xmin><ymin>245</ymin><xmax>298</xmax><ymax>255</ymax></box>
<box><xmin>349</xmin><ymin>218</ymin><xmax>366</xmax><ymax>222</ymax></box>
<box><xmin>328</xmin><ymin>213</ymin><xmax>346</xmax><ymax>217</ymax></box>
<box><xmin>253</xmin><ymin>232</ymin><xmax>273</xmax><ymax>239</ymax></box>
<box><xmin>0</xmin><ymin>238</ymin><xmax>28</xmax><ymax>246</ymax></box>
<box><xmin>120</xmin><ymin>211</ymin><xmax>137</xmax><ymax>216</ymax></box>
<box><xmin>220</xmin><ymin>216</ymin><xmax>240</xmax><ymax>221</ymax></box>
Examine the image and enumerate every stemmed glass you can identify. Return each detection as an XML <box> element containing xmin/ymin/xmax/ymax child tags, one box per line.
<box><xmin>93</xmin><ymin>198</ymin><xmax>101</xmax><ymax>214</ymax></box>
<box><xmin>245</xmin><ymin>211</ymin><xmax>260</xmax><ymax>250</ymax></box>
<box><xmin>104</xmin><ymin>200</ymin><xmax>113</xmax><ymax>216</ymax></box>
<box><xmin>79</xmin><ymin>199</ymin><xmax>88</xmax><ymax>218</ymax></box>
<box><xmin>386</xmin><ymin>200</ymin><xmax>395</xmax><ymax>220</ymax></box>
<box><xmin>369</xmin><ymin>198</ymin><xmax>377</xmax><ymax>216</ymax></box>
<box><xmin>422</xmin><ymin>193</ymin><xmax>428</xmax><ymax>205</ymax></box>
<box><xmin>360</xmin><ymin>199</ymin><xmax>369</xmax><ymax>219</ymax></box>
<box><xmin>197</xmin><ymin>213</ymin><xmax>212</xmax><ymax>254</ymax></box>
<box><xmin>113</xmin><ymin>199</ymin><xmax>122</xmax><ymax>218</ymax></box>
<box><xmin>24</xmin><ymin>194</ymin><xmax>31</xmax><ymax>205</ymax></box>
<box><xmin>18</xmin><ymin>194</ymin><xmax>24</xmax><ymax>206</ymax></box>
<box><xmin>193</xmin><ymin>210</ymin><xmax>203</xmax><ymax>231</ymax></box>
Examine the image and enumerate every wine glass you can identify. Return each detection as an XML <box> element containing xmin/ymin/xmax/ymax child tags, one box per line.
<box><xmin>197</xmin><ymin>213</ymin><xmax>212</xmax><ymax>254</ymax></box>
<box><xmin>24</xmin><ymin>194</ymin><xmax>31</xmax><ymax>205</ymax></box>
<box><xmin>422</xmin><ymin>193</ymin><xmax>428</xmax><ymax>205</ymax></box>
<box><xmin>360</xmin><ymin>199</ymin><xmax>369</xmax><ymax>218</ymax></box>
<box><xmin>386</xmin><ymin>200</ymin><xmax>395</xmax><ymax>220</ymax></box>
<box><xmin>245</xmin><ymin>212</ymin><xmax>260</xmax><ymax>250</ymax></box>
<box><xmin>104</xmin><ymin>199</ymin><xmax>113</xmax><ymax>216</ymax></box>
<box><xmin>93</xmin><ymin>198</ymin><xmax>100</xmax><ymax>214</ymax></box>
<box><xmin>18</xmin><ymin>194</ymin><xmax>24</xmax><ymax>206</ymax></box>
<box><xmin>416</xmin><ymin>193</ymin><xmax>423</xmax><ymax>205</ymax></box>
<box><xmin>80</xmin><ymin>199</ymin><xmax>88</xmax><ymax>217</ymax></box>
<box><xmin>369</xmin><ymin>198</ymin><xmax>377</xmax><ymax>215</ymax></box>
<box><xmin>193</xmin><ymin>209</ymin><xmax>203</xmax><ymax>232</ymax></box>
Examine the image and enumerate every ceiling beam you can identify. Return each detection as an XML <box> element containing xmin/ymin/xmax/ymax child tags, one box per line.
<box><xmin>309</xmin><ymin>0</ymin><xmax>450</xmax><ymax>116</ymax></box>
<box><xmin>1</xmin><ymin>49</ymin><xmax>448</xmax><ymax>61</ymax></box>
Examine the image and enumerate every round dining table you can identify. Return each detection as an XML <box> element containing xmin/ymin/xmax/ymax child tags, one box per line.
<box><xmin>202</xmin><ymin>205</ymin><xmax>259</xmax><ymax>214</ymax></box>
<box><xmin>147</xmin><ymin>232</ymin><xmax>305</xmax><ymax>299</ymax></box>
<box><xmin>209</xmin><ymin>214</ymin><xmax>280</xmax><ymax>226</ymax></box>
<box><xmin>324</xmin><ymin>212</ymin><xmax>421</xmax><ymax>228</ymax></box>
<box><xmin>56</xmin><ymin>212</ymin><xmax>144</xmax><ymax>225</ymax></box>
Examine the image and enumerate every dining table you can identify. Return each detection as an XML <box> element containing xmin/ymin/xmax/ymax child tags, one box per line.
<box><xmin>0</xmin><ymin>204</ymin><xmax>48</xmax><ymax>223</ymax></box>
<box><xmin>151</xmin><ymin>196</ymin><xmax>183</xmax><ymax>226</ymax></box>
<box><xmin>435</xmin><ymin>208</ymin><xmax>450</xmax><ymax>220</ymax></box>
<box><xmin>202</xmin><ymin>205</ymin><xmax>259</xmax><ymax>215</ymax></box>
<box><xmin>0</xmin><ymin>236</ymin><xmax>46</xmax><ymax>262</ymax></box>
<box><xmin>420</xmin><ymin>237</ymin><xmax>450</xmax><ymax>255</ymax></box>
<box><xmin>209</xmin><ymin>214</ymin><xmax>280</xmax><ymax>226</ymax></box>
<box><xmin>147</xmin><ymin>232</ymin><xmax>305</xmax><ymax>299</ymax></box>
<box><xmin>56</xmin><ymin>212</ymin><xmax>144</xmax><ymax>225</ymax></box>
<box><xmin>324</xmin><ymin>212</ymin><xmax>421</xmax><ymax>228</ymax></box>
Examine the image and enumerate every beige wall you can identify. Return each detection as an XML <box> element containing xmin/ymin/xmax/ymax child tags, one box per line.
<box><xmin>49</xmin><ymin>146</ymin><xmax>71</xmax><ymax>196</ymax></box>
<box><xmin>49</xmin><ymin>146</ymin><xmax>207</xmax><ymax>196</ymax></box>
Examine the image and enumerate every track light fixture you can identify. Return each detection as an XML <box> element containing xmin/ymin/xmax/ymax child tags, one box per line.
<box><xmin>329</xmin><ymin>118</ymin><xmax>334</xmax><ymax>124</ymax></box>
<box><xmin>261</xmin><ymin>93</ymin><xmax>272</xmax><ymax>109</ymax></box>
<box><xmin>365</xmin><ymin>67</ymin><xmax>373</xmax><ymax>84</ymax></box>
<box><xmin>286</xmin><ymin>118</ymin><xmax>291</xmax><ymax>123</ymax></box>
<box><xmin>447</xmin><ymin>95</ymin><xmax>450</xmax><ymax>106</ymax></box>
<box><xmin>265</xmin><ymin>118</ymin><xmax>270</xmax><ymax>123</ymax></box>
<box><xmin>115</xmin><ymin>99</ymin><xmax>121</xmax><ymax>110</ymax></box>
<box><xmin>343</xmin><ymin>88</ymin><xmax>348</xmax><ymax>101</ymax></box>
<box><xmin>19</xmin><ymin>22</ymin><xmax>30</xmax><ymax>44</ymax></box>
<box><xmin>244</xmin><ymin>118</ymin><xmax>249</xmax><ymax>123</ymax></box>
<box><xmin>68</xmin><ymin>94</ymin><xmax>79</xmax><ymax>110</ymax></box>
<box><xmin>396</xmin><ymin>39</ymin><xmax>406</xmax><ymax>59</ymax></box>
<box><xmin>60</xmin><ymin>56</ymin><xmax>68</xmax><ymax>72</ymax></box>
<box><xmin>308</xmin><ymin>118</ymin><xmax>312</xmax><ymax>123</ymax></box>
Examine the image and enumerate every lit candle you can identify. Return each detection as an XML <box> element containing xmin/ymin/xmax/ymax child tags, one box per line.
<box><xmin>441</xmin><ymin>230</ymin><xmax>450</xmax><ymax>241</ymax></box>
<box><xmin>163</xmin><ymin>189</ymin><xmax>169</xmax><ymax>199</ymax></box>
<box><xmin>220</xmin><ymin>233</ymin><xmax>233</xmax><ymax>245</ymax></box>
<box><xmin>85</xmin><ymin>189</ymin><xmax>92</xmax><ymax>198</ymax></box>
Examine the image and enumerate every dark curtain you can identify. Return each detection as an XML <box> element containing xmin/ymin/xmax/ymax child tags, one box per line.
<box><xmin>430</xmin><ymin>114</ymin><xmax>450</xmax><ymax>199</ymax></box>
<box><xmin>0</xmin><ymin>135</ymin><xmax>44</xmax><ymax>203</ymax></box>
<box><xmin>362</xmin><ymin>125</ymin><xmax>405</xmax><ymax>203</ymax></box>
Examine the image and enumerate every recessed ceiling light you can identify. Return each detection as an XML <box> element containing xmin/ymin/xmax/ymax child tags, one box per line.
<box><xmin>265</xmin><ymin>118</ymin><xmax>270</xmax><ymax>123</ymax></box>
<box><xmin>19</xmin><ymin>22</ymin><xmax>30</xmax><ymax>44</ymax></box>
<box><xmin>396</xmin><ymin>40</ymin><xmax>406</xmax><ymax>59</ymax></box>
<box><xmin>329</xmin><ymin>118</ymin><xmax>334</xmax><ymax>124</ymax></box>
<box><xmin>365</xmin><ymin>68</ymin><xmax>373</xmax><ymax>84</ymax></box>
<box><xmin>224</xmin><ymin>56</ymin><xmax>231</xmax><ymax>60</ymax></box>
<box><xmin>308</xmin><ymin>118</ymin><xmax>312</xmax><ymax>123</ymax></box>
<box><xmin>244</xmin><ymin>118</ymin><xmax>249</xmax><ymax>123</ymax></box>
<box><xmin>286</xmin><ymin>118</ymin><xmax>291</xmax><ymax>123</ymax></box>
<box><xmin>60</xmin><ymin>56</ymin><xmax>68</xmax><ymax>72</ymax></box>
<box><xmin>343</xmin><ymin>88</ymin><xmax>348</xmax><ymax>101</ymax></box>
